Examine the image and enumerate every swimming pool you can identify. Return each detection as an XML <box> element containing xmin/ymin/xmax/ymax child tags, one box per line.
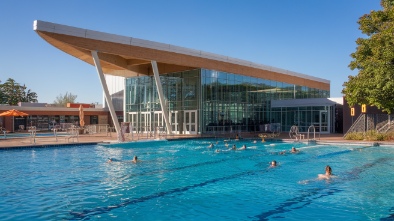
<box><xmin>0</xmin><ymin>139</ymin><xmax>393</xmax><ymax>220</ymax></box>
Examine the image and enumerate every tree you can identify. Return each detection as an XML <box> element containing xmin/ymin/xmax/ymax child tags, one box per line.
<box><xmin>0</xmin><ymin>78</ymin><xmax>38</xmax><ymax>105</ymax></box>
<box><xmin>343</xmin><ymin>0</ymin><xmax>394</xmax><ymax>114</ymax></box>
<box><xmin>53</xmin><ymin>92</ymin><xmax>77</xmax><ymax>107</ymax></box>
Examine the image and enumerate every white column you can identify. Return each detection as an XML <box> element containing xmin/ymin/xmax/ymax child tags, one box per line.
<box><xmin>91</xmin><ymin>51</ymin><xmax>123</xmax><ymax>142</ymax></box>
<box><xmin>151</xmin><ymin>60</ymin><xmax>172</xmax><ymax>134</ymax></box>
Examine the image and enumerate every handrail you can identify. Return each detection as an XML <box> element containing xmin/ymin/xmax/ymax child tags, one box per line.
<box><xmin>307</xmin><ymin>125</ymin><xmax>316</xmax><ymax>140</ymax></box>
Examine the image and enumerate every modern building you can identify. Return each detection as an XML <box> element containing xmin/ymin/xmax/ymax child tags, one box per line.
<box><xmin>33</xmin><ymin>20</ymin><xmax>341</xmax><ymax>138</ymax></box>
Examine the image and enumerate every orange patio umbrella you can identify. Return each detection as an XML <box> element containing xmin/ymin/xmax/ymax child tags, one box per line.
<box><xmin>79</xmin><ymin>105</ymin><xmax>85</xmax><ymax>127</ymax></box>
<box><xmin>0</xmin><ymin>109</ymin><xmax>29</xmax><ymax>132</ymax></box>
<box><xmin>0</xmin><ymin>109</ymin><xmax>29</xmax><ymax>117</ymax></box>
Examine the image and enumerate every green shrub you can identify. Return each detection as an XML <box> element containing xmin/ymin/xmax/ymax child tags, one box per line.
<box><xmin>365</xmin><ymin>130</ymin><xmax>381</xmax><ymax>141</ymax></box>
<box><xmin>384</xmin><ymin>131</ymin><xmax>394</xmax><ymax>141</ymax></box>
<box><xmin>344</xmin><ymin>132</ymin><xmax>364</xmax><ymax>140</ymax></box>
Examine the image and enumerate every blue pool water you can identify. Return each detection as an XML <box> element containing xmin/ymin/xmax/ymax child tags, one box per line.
<box><xmin>0</xmin><ymin>139</ymin><xmax>393</xmax><ymax>220</ymax></box>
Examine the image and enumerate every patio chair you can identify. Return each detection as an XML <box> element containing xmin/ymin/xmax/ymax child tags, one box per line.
<box><xmin>0</xmin><ymin>127</ymin><xmax>6</xmax><ymax>139</ymax></box>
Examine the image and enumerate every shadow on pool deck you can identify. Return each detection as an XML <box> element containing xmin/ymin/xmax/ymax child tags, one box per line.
<box><xmin>0</xmin><ymin>131</ymin><xmax>391</xmax><ymax>149</ymax></box>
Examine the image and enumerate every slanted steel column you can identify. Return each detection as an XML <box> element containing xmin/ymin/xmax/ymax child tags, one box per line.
<box><xmin>91</xmin><ymin>51</ymin><xmax>123</xmax><ymax>142</ymax></box>
<box><xmin>151</xmin><ymin>60</ymin><xmax>172</xmax><ymax>134</ymax></box>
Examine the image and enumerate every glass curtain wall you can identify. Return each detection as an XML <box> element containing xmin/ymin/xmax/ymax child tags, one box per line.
<box><xmin>270</xmin><ymin>106</ymin><xmax>334</xmax><ymax>133</ymax></box>
<box><xmin>125</xmin><ymin>68</ymin><xmax>330</xmax><ymax>135</ymax></box>
<box><xmin>200</xmin><ymin>69</ymin><xmax>330</xmax><ymax>134</ymax></box>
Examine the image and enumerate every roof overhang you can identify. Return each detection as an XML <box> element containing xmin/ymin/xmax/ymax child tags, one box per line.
<box><xmin>33</xmin><ymin>20</ymin><xmax>330</xmax><ymax>90</ymax></box>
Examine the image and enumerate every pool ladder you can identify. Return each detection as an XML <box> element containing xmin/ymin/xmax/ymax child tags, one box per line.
<box><xmin>307</xmin><ymin>125</ymin><xmax>318</xmax><ymax>144</ymax></box>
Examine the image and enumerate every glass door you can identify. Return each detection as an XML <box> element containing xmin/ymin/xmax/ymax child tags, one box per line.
<box><xmin>141</xmin><ymin>112</ymin><xmax>151</xmax><ymax>133</ymax></box>
<box><xmin>128</xmin><ymin>112</ymin><xmax>138</xmax><ymax>133</ymax></box>
<box><xmin>170</xmin><ymin>111</ymin><xmax>179</xmax><ymax>134</ymax></box>
<box><xmin>320</xmin><ymin>110</ymin><xmax>329</xmax><ymax>133</ymax></box>
<box><xmin>153</xmin><ymin>111</ymin><xmax>164</xmax><ymax>134</ymax></box>
<box><xmin>184</xmin><ymin>110</ymin><xmax>197</xmax><ymax>134</ymax></box>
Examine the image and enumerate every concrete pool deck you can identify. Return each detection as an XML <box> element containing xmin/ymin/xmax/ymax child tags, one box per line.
<box><xmin>0</xmin><ymin>131</ymin><xmax>391</xmax><ymax>149</ymax></box>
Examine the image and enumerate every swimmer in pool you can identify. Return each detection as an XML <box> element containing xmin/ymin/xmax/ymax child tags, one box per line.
<box><xmin>208</xmin><ymin>143</ymin><xmax>214</xmax><ymax>148</ymax></box>
<box><xmin>131</xmin><ymin>156</ymin><xmax>139</xmax><ymax>163</ymax></box>
<box><xmin>238</xmin><ymin>144</ymin><xmax>246</xmax><ymax>150</ymax></box>
<box><xmin>270</xmin><ymin>160</ymin><xmax>277</xmax><ymax>167</ymax></box>
<box><xmin>318</xmin><ymin>165</ymin><xmax>333</xmax><ymax>179</ymax></box>
<box><xmin>290</xmin><ymin>147</ymin><xmax>299</xmax><ymax>153</ymax></box>
<box><xmin>107</xmin><ymin>158</ymin><xmax>121</xmax><ymax>163</ymax></box>
<box><xmin>232</xmin><ymin>144</ymin><xmax>237</xmax><ymax>150</ymax></box>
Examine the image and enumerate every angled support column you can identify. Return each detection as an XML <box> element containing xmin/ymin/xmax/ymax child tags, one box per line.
<box><xmin>151</xmin><ymin>60</ymin><xmax>172</xmax><ymax>134</ymax></box>
<box><xmin>91</xmin><ymin>51</ymin><xmax>123</xmax><ymax>142</ymax></box>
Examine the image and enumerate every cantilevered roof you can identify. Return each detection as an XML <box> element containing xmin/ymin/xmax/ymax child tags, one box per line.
<box><xmin>33</xmin><ymin>20</ymin><xmax>330</xmax><ymax>91</ymax></box>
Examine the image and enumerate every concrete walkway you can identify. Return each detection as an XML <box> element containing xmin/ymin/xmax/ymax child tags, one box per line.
<box><xmin>0</xmin><ymin>132</ymin><xmax>391</xmax><ymax>149</ymax></box>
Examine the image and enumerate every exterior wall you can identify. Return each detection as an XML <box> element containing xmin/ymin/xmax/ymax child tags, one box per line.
<box><xmin>343</xmin><ymin>98</ymin><xmax>385</xmax><ymax>134</ymax></box>
<box><xmin>103</xmin><ymin>75</ymin><xmax>124</xmax><ymax>111</ymax></box>
<box><xmin>66</xmin><ymin>103</ymin><xmax>94</xmax><ymax>108</ymax></box>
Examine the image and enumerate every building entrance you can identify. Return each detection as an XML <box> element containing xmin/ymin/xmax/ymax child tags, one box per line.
<box><xmin>183</xmin><ymin>110</ymin><xmax>197</xmax><ymax>134</ymax></box>
<box><xmin>170</xmin><ymin>111</ymin><xmax>179</xmax><ymax>134</ymax></box>
<box><xmin>320</xmin><ymin>110</ymin><xmax>329</xmax><ymax>133</ymax></box>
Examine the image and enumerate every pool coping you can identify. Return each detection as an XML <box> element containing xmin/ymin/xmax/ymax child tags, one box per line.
<box><xmin>0</xmin><ymin>135</ymin><xmax>391</xmax><ymax>150</ymax></box>
<box><xmin>0</xmin><ymin>142</ymin><xmax>99</xmax><ymax>150</ymax></box>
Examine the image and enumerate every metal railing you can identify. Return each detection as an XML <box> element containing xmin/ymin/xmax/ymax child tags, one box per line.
<box><xmin>85</xmin><ymin>124</ymin><xmax>111</xmax><ymax>136</ymax></box>
<box><xmin>344</xmin><ymin>114</ymin><xmax>394</xmax><ymax>137</ymax></box>
<box><xmin>307</xmin><ymin>125</ymin><xmax>316</xmax><ymax>141</ymax></box>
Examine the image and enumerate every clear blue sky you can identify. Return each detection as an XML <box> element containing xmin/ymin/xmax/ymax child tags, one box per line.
<box><xmin>0</xmin><ymin>0</ymin><xmax>382</xmax><ymax>104</ymax></box>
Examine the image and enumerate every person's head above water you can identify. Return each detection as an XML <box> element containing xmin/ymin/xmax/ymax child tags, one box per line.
<box><xmin>325</xmin><ymin>165</ymin><xmax>332</xmax><ymax>175</ymax></box>
<box><xmin>271</xmin><ymin>160</ymin><xmax>277</xmax><ymax>167</ymax></box>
